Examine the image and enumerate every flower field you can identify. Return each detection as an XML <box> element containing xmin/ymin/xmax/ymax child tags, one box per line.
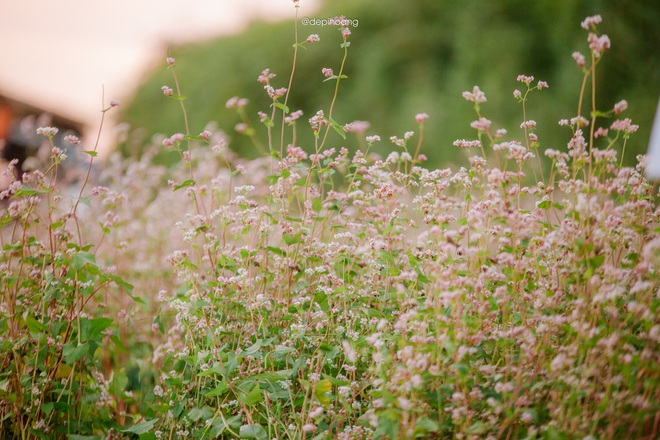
<box><xmin>1</xmin><ymin>9</ymin><xmax>658</xmax><ymax>440</ymax></box>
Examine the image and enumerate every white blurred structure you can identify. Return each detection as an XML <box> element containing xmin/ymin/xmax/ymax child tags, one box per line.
<box><xmin>646</xmin><ymin>98</ymin><xmax>660</xmax><ymax>179</ymax></box>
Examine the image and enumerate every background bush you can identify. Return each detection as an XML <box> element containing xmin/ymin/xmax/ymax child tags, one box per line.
<box><xmin>121</xmin><ymin>0</ymin><xmax>659</xmax><ymax>169</ymax></box>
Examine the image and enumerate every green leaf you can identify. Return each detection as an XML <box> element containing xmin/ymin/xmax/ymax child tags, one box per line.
<box><xmin>537</xmin><ymin>199</ymin><xmax>551</xmax><ymax>209</ymax></box>
<box><xmin>0</xmin><ymin>411</ymin><xmax>14</xmax><ymax>423</ymax></box>
<box><xmin>451</xmin><ymin>363</ymin><xmax>469</xmax><ymax>375</ymax></box>
<box><xmin>253</xmin><ymin>371</ymin><xmax>288</xmax><ymax>382</ymax></box>
<box><xmin>375</xmin><ymin>409</ymin><xmax>399</xmax><ymax>439</ymax></box>
<box><xmin>272</xmin><ymin>102</ymin><xmax>289</xmax><ymax>114</ymax></box>
<box><xmin>242</xmin><ymin>339</ymin><xmax>263</xmax><ymax>357</ymax></box>
<box><xmin>197</xmin><ymin>364</ymin><xmax>225</xmax><ymax>377</ymax></box>
<box><xmin>12</xmin><ymin>187</ymin><xmax>51</xmax><ymax>197</ymax></box>
<box><xmin>590</xmin><ymin>254</ymin><xmax>605</xmax><ymax>269</ymax></box>
<box><xmin>239</xmin><ymin>424</ymin><xmax>268</xmax><ymax>440</ymax></box>
<box><xmin>121</xmin><ymin>418</ymin><xmax>158</xmax><ymax>435</ymax></box>
<box><xmin>205</xmin><ymin>380</ymin><xmax>229</xmax><ymax>397</ymax></box>
<box><xmin>312</xmin><ymin>197</ymin><xmax>322</xmax><ymax>213</ymax></box>
<box><xmin>62</xmin><ymin>343</ymin><xmax>89</xmax><ymax>365</ymax></box>
<box><xmin>238</xmin><ymin>384</ymin><xmax>263</xmax><ymax>406</ymax></box>
<box><xmin>283</xmin><ymin>233</ymin><xmax>303</xmax><ymax>246</ymax></box>
<box><xmin>71</xmin><ymin>252</ymin><xmax>97</xmax><ymax>271</ymax></box>
<box><xmin>266</xmin><ymin>246</ymin><xmax>286</xmax><ymax>256</ymax></box>
<box><xmin>183</xmin><ymin>135</ymin><xmax>207</xmax><ymax>141</ymax></box>
<box><xmin>173</xmin><ymin>179</ymin><xmax>195</xmax><ymax>191</ymax></box>
<box><xmin>83</xmin><ymin>150</ymin><xmax>98</xmax><ymax>157</ymax></box>
<box><xmin>314</xmin><ymin>378</ymin><xmax>332</xmax><ymax>405</ymax></box>
<box><xmin>25</xmin><ymin>315</ymin><xmax>47</xmax><ymax>334</ymax></box>
<box><xmin>107</xmin><ymin>274</ymin><xmax>141</xmax><ymax>303</ymax></box>
<box><xmin>41</xmin><ymin>402</ymin><xmax>54</xmax><ymax>416</ymax></box>
<box><xmin>329</xmin><ymin>117</ymin><xmax>347</xmax><ymax>139</ymax></box>
<box><xmin>210</xmin><ymin>415</ymin><xmax>242</xmax><ymax>436</ymax></box>
<box><xmin>414</xmin><ymin>417</ymin><xmax>440</xmax><ymax>434</ymax></box>
<box><xmin>466</xmin><ymin>422</ymin><xmax>489</xmax><ymax>434</ymax></box>
<box><xmin>88</xmin><ymin>317</ymin><xmax>113</xmax><ymax>341</ymax></box>
<box><xmin>322</xmin><ymin>374</ymin><xmax>348</xmax><ymax>386</ymax></box>
<box><xmin>187</xmin><ymin>406</ymin><xmax>215</xmax><ymax>422</ymax></box>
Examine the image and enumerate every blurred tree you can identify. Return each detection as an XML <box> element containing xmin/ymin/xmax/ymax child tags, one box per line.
<box><xmin>121</xmin><ymin>0</ymin><xmax>659</xmax><ymax>169</ymax></box>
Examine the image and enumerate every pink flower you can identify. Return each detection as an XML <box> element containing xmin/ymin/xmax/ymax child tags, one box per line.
<box><xmin>309</xmin><ymin>110</ymin><xmax>326</xmax><ymax>131</ymax></box>
<box><xmin>570</xmin><ymin>115</ymin><xmax>590</xmax><ymax>127</ymax></box>
<box><xmin>161</xmin><ymin>85</ymin><xmax>173</xmax><ymax>96</ymax></box>
<box><xmin>171</xmin><ymin>133</ymin><xmax>184</xmax><ymax>142</ymax></box>
<box><xmin>610</xmin><ymin>118</ymin><xmax>639</xmax><ymax>133</ymax></box>
<box><xmin>462</xmin><ymin>86</ymin><xmax>487</xmax><ymax>103</ymax></box>
<box><xmin>306</xmin><ymin>34</ymin><xmax>320</xmax><ymax>43</ymax></box>
<box><xmin>537</xmin><ymin>80</ymin><xmax>549</xmax><ymax>89</ymax></box>
<box><xmin>257</xmin><ymin>68</ymin><xmax>276</xmax><ymax>84</ymax></box>
<box><xmin>470</xmin><ymin>117</ymin><xmax>492</xmax><ymax>131</ymax></box>
<box><xmin>588</xmin><ymin>32</ymin><xmax>610</xmax><ymax>58</ymax></box>
<box><xmin>342</xmin><ymin>27</ymin><xmax>351</xmax><ymax>38</ymax></box>
<box><xmin>366</xmin><ymin>135</ymin><xmax>381</xmax><ymax>143</ymax></box>
<box><xmin>513</xmin><ymin>89</ymin><xmax>522</xmax><ymax>99</ymax></box>
<box><xmin>166</xmin><ymin>57</ymin><xmax>175</xmax><ymax>66</ymax></box>
<box><xmin>302</xmin><ymin>424</ymin><xmax>317</xmax><ymax>433</ymax></box>
<box><xmin>264</xmin><ymin>86</ymin><xmax>287</xmax><ymax>98</ymax></box>
<box><xmin>520</xmin><ymin>120</ymin><xmax>537</xmax><ymax>129</ymax></box>
<box><xmin>614</xmin><ymin>99</ymin><xmax>628</xmax><ymax>115</ymax></box>
<box><xmin>110</xmin><ymin>100</ymin><xmax>120</xmax><ymax>108</ymax></box>
<box><xmin>199</xmin><ymin>130</ymin><xmax>212</xmax><ymax>140</ymax></box>
<box><xmin>226</xmin><ymin>96</ymin><xmax>239</xmax><ymax>109</ymax></box>
<box><xmin>581</xmin><ymin>15</ymin><xmax>602</xmax><ymax>30</ymax></box>
<box><xmin>517</xmin><ymin>75</ymin><xmax>534</xmax><ymax>85</ymax></box>
<box><xmin>594</xmin><ymin>127</ymin><xmax>609</xmax><ymax>138</ymax></box>
<box><xmin>343</xmin><ymin>120</ymin><xmax>370</xmax><ymax>134</ymax></box>
<box><xmin>415</xmin><ymin>113</ymin><xmax>429</xmax><ymax>124</ymax></box>
<box><xmin>234</xmin><ymin>123</ymin><xmax>248</xmax><ymax>134</ymax></box>
<box><xmin>322</xmin><ymin>67</ymin><xmax>334</xmax><ymax>78</ymax></box>
<box><xmin>211</xmin><ymin>138</ymin><xmax>226</xmax><ymax>152</ymax></box>
<box><xmin>453</xmin><ymin>139</ymin><xmax>482</xmax><ymax>149</ymax></box>
<box><xmin>64</xmin><ymin>134</ymin><xmax>80</xmax><ymax>145</ymax></box>
<box><xmin>390</xmin><ymin>136</ymin><xmax>404</xmax><ymax>147</ymax></box>
<box><xmin>284</xmin><ymin>110</ymin><xmax>304</xmax><ymax>124</ymax></box>
<box><xmin>572</xmin><ymin>51</ymin><xmax>586</xmax><ymax>68</ymax></box>
<box><xmin>226</xmin><ymin>96</ymin><xmax>248</xmax><ymax>109</ymax></box>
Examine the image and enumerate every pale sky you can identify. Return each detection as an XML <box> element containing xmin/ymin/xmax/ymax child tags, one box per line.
<box><xmin>0</xmin><ymin>0</ymin><xmax>320</xmax><ymax>154</ymax></box>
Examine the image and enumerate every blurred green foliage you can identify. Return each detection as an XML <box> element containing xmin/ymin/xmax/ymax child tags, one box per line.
<box><xmin>121</xmin><ymin>0</ymin><xmax>659</xmax><ymax>168</ymax></box>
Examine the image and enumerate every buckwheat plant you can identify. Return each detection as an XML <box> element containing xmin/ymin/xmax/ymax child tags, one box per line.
<box><xmin>1</xmin><ymin>7</ymin><xmax>658</xmax><ymax>440</ymax></box>
<box><xmin>133</xmin><ymin>11</ymin><xmax>658</xmax><ymax>440</ymax></box>
<box><xmin>0</xmin><ymin>102</ymin><xmax>141</xmax><ymax>438</ymax></box>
